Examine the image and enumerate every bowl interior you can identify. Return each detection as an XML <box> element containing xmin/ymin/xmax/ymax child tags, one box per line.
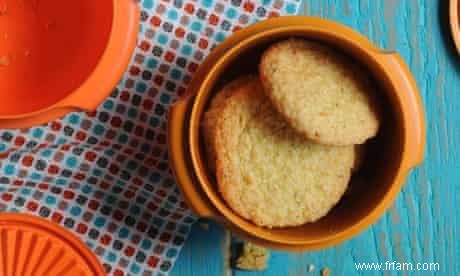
<box><xmin>193</xmin><ymin>30</ymin><xmax>406</xmax><ymax>243</ymax></box>
<box><xmin>0</xmin><ymin>0</ymin><xmax>113</xmax><ymax>115</ymax></box>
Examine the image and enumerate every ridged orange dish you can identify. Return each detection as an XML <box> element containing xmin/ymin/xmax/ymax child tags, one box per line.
<box><xmin>0</xmin><ymin>213</ymin><xmax>105</xmax><ymax>276</ymax></box>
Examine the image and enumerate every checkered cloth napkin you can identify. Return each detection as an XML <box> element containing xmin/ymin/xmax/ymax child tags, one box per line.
<box><xmin>0</xmin><ymin>0</ymin><xmax>300</xmax><ymax>275</ymax></box>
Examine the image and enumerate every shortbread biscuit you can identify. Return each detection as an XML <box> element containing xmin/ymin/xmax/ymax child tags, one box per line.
<box><xmin>260</xmin><ymin>39</ymin><xmax>380</xmax><ymax>145</ymax></box>
<box><xmin>214</xmin><ymin>79</ymin><xmax>356</xmax><ymax>227</ymax></box>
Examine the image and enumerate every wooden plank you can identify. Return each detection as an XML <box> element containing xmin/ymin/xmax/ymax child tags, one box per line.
<box><xmin>171</xmin><ymin>220</ymin><xmax>229</xmax><ymax>276</ymax></box>
<box><xmin>173</xmin><ymin>0</ymin><xmax>459</xmax><ymax>275</ymax></box>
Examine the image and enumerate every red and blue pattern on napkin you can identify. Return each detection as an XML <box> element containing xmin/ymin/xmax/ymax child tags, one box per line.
<box><xmin>0</xmin><ymin>0</ymin><xmax>300</xmax><ymax>274</ymax></box>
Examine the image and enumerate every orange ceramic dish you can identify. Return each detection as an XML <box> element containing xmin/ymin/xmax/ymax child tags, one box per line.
<box><xmin>168</xmin><ymin>17</ymin><xmax>426</xmax><ymax>250</ymax></box>
<box><xmin>0</xmin><ymin>0</ymin><xmax>139</xmax><ymax>128</ymax></box>
<box><xmin>0</xmin><ymin>213</ymin><xmax>105</xmax><ymax>275</ymax></box>
<box><xmin>451</xmin><ymin>0</ymin><xmax>460</xmax><ymax>53</ymax></box>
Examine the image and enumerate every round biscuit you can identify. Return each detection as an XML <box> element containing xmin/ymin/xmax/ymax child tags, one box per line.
<box><xmin>214</xmin><ymin>79</ymin><xmax>356</xmax><ymax>228</ymax></box>
<box><xmin>259</xmin><ymin>39</ymin><xmax>380</xmax><ymax>145</ymax></box>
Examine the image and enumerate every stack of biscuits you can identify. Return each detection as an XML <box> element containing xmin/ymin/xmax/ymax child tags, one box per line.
<box><xmin>202</xmin><ymin>39</ymin><xmax>380</xmax><ymax>228</ymax></box>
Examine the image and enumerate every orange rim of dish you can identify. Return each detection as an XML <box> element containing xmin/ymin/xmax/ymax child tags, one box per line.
<box><xmin>451</xmin><ymin>0</ymin><xmax>460</xmax><ymax>53</ymax></box>
<box><xmin>0</xmin><ymin>1</ymin><xmax>139</xmax><ymax>128</ymax></box>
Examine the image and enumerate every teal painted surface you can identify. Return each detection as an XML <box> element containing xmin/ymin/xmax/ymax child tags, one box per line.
<box><xmin>172</xmin><ymin>220</ymin><xmax>229</xmax><ymax>275</ymax></box>
<box><xmin>172</xmin><ymin>0</ymin><xmax>460</xmax><ymax>275</ymax></box>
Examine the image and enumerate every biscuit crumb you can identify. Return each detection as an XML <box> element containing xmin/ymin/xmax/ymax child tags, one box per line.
<box><xmin>307</xmin><ymin>264</ymin><xmax>315</xmax><ymax>272</ymax></box>
<box><xmin>321</xmin><ymin>267</ymin><xmax>331</xmax><ymax>276</ymax></box>
<box><xmin>0</xmin><ymin>55</ymin><xmax>9</xmax><ymax>67</ymax></box>
<box><xmin>235</xmin><ymin>242</ymin><xmax>269</xmax><ymax>271</ymax></box>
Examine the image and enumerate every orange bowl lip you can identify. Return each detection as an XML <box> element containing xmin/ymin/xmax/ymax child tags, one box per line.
<box><xmin>451</xmin><ymin>0</ymin><xmax>460</xmax><ymax>53</ymax></box>
<box><xmin>0</xmin><ymin>0</ymin><xmax>140</xmax><ymax>121</ymax></box>
<box><xmin>0</xmin><ymin>213</ymin><xmax>106</xmax><ymax>275</ymax></box>
<box><xmin>188</xmin><ymin>21</ymin><xmax>416</xmax><ymax>245</ymax></box>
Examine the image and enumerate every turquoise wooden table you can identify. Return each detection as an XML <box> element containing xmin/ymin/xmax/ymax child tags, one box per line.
<box><xmin>172</xmin><ymin>0</ymin><xmax>460</xmax><ymax>275</ymax></box>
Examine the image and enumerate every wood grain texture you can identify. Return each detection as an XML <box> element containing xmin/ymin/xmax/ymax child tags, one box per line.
<box><xmin>171</xmin><ymin>220</ymin><xmax>228</xmax><ymax>276</ymax></box>
<box><xmin>172</xmin><ymin>0</ymin><xmax>460</xmax><ymax>275</ymax></box>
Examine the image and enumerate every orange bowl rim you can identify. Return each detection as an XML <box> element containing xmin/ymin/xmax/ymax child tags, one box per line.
<box><xmin>451</xmin><ymin>0</ymin><xmax>460</xmax><ymax>53</ymax></box>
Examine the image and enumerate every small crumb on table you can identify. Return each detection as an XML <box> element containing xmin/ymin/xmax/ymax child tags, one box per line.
<box><xmin>307</xmin><ymin>264</ymin><xmax>315</xmax><ymax>272</ymax></box>
<box><xmin>235</xmin><ymin>242</ymin><xmax>270</xmax><ymax>271</ymax></box>
<box><xmin>321</xmin><ymin>267</ymin><xmax>331</xmax><ymax>276</ymax></box>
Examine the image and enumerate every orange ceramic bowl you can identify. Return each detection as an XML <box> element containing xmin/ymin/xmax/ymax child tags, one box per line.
<box><xmin>169</xmin><ymin>16</ymin><xmax>426</xmax><ymax>250</ymax></box>
<box><xmin>0</xmin><ymin>0</ymin><xmax>139</xmax><ymax>128</ymax></box>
